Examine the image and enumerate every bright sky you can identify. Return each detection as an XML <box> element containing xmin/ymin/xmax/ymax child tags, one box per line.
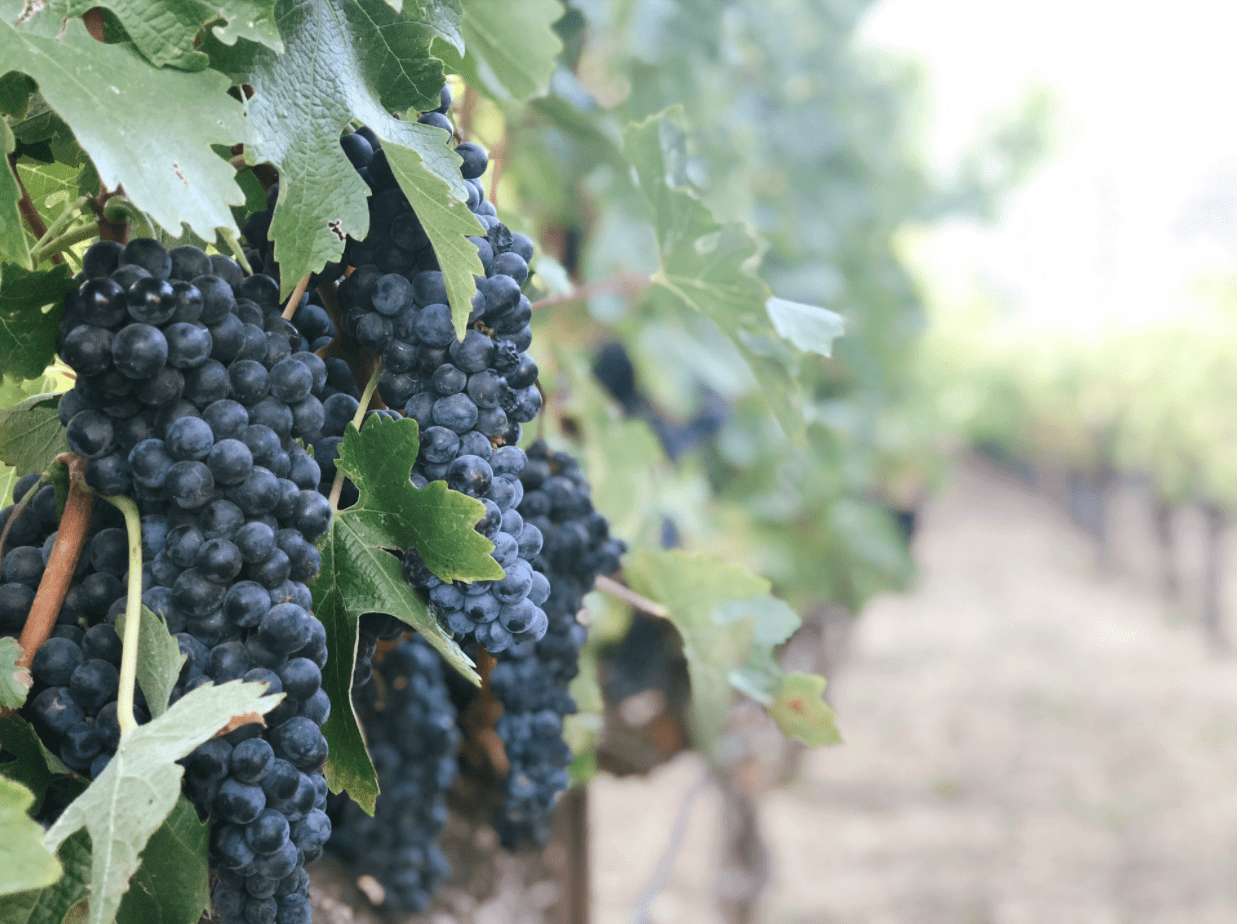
<box><xmin>859</xmin><ymin>0</ymin><xmax>1237</xmax><ymax>332</ymax></box>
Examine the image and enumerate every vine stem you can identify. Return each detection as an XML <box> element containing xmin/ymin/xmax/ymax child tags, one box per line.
<box><xmin>16</xmin><ymin>458</ymin><xmax>94</xmax><ymax>668</ymax></box>
<box><xmin>594</xmin><ymin>574</ymin><xmax>669</xmax><ymax>619</ymax></box>
<box><xmin>632</xmin><ymin>769</ymin><xmax>710</xmax><ymax>924</ymax></box>
<box><xmin>103</xmin><ymin>493</ymin><xmax>143</xmax><ymax>737</ymax></box>
<box><xmin>281</xmin><ymin>274</ymin><xmax>312</xmax><ymax>321</ymax></box>
<box><xmin>530</xmin><ymin>272</ymin><xmax>650</xmax><ymax>311</ymax></box>
<box><xmin>101</xmin><ymin>197</ymin><xmax>154</xmax><ymax>240</ymax></box>
<box><xmin>29</xmin><ymin>223</ymin><xmax>99</xmax><ymax>264</ymax></box>
<box><xmin>0</xmin><ymin>476</ymin><xmax>43</xmax><ymax>562</ymax></box>
<box><xmin>329</xmin><ymin>362</ymin><xmax>383</xmax><ymax>510</ymax></box>
<box><xmin>34</xmin><ymin>196</ymin><xmax>90</xmax><ymax>253</ymax></box>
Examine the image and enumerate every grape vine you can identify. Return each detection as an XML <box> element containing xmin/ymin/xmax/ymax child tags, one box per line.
<box><xmin>0</xmin><ymin>2</ymin><xmax>880</xmax><ymax>922</ymax></box>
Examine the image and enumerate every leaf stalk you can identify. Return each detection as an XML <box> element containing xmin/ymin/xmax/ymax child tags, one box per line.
<box><xmin>34</xmin><ymin>196</ymin><xmax>90</xmax><ymax>253</ymax></box>
<box><xmin>103</xmin><ymin>494</ymin><xmax>144</xmax><ymax>737</ymax></box>
<box><xmin>329</xmin><ymin>362</ymin><xmax>383</xmax><ymax>511</ymax></box>
<box><xmin>29</xmin><ymin>223</ymin><xmax>99</xmax><ymax>264</ymax></box>
<box><xmin>281</xmin><ymin>274</ymin><xmax>312</xmax><ymax>321</ymax></box>
<box><xmin>530</xmin><ymin>272</ymin><xmax>650</xmax><ymax>310</ymax></box>
<box><xmin>594</xmin><ymin>574</ymin><xmax>669</xmax><ymax>619</ymax></box>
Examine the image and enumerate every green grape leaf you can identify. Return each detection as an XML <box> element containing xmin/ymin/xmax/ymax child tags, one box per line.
<box><xmin>714</xmin><ymin>595</ymin><xmax>801</xmax><ymax>648</ymax></box>
<box><xmin>624</xmin><ymin>110</ymin><xmax>841</xmax><ymax>440</ymax></box>
<box><xmin>0</xmin><ymin>465</ymin><xmax>15</xmax><ymax>507</ymax></box>
<box><xmin>0</xmin><ymin>71</ymin><xmax>34</xmax><ymax>118</ymax></box>
<box><xmin>767</xmin><ymin>673</ymin><xmax>841</xmax><ymax>747</ymax></box>
<box><xmin>765</xmin><ymin>297</ymin><xmax>844</xmax><ymax>358</ymax></box>
<box><xmin>0</xmin><ymin>5</ymin><xmax>249</xmax><ymax>240</ymax></box>
<box><xmin>205</xmin><ymin>0</ymin><xmax>467</xmax><ymax>297</ymax></box>
<box><xmin>0</xmin><ymin>777</ymin><xmax>61</xmax><ymax>897</ymax></box>
<box><xmin>0</xmin><ymin>636</ymin><xmax>31</xmax><ymax>710</ymax></box>
<box><xmin>0</xmin><ymin>393</ymin><xmax>66</xmax><ymax>474</ymax></box>
<box><xmin>384</xmin><ymin>140</ymin><xmax>484</xmax><ymax>340</ymax></box>
<box><xmin>0</xmin><ymin>716</ymin><xmax>81</xmax><ymax>815</ymax></box>
<box><xmin>56</xmin><ymin>0</ymin><xmax>282</xmax><ymax>71</ymax></box>
<box><xmin>442</xmin><ymin>0</ymin><xmax>562</xmax><ymax>101</ymax></box>
<box><xmin>311</xmin><ymin>414</ymin><xmax>498</xmax><ymax>812</ymax></box>
<box><xmin>1</xmin><ymin>122</ymin><xmax>30</xmax><ymax>270</ymax></box>
<box><xmin>44</xmin><ymin>681</ymin><xmax>282</xmax><ymax>924</ymax></box>
<box><xmin>114</xmin><ymin>796</ymin><xmax>209</xmax><ymax>924</ymax></box>
<box><xmin>46</xmin><ymin>457</ymin><xmax>69</xmax><ymax>516</ymax></box>
<box><xmin>114</xmin><ymin>606</ymin><xmax>187</xmax><ymax>720</ymax></box>
<box><xmin>0</xmin><ymin>265</ymin><xmax>75</xmax><ymax>381</ymax></box>
<box><xmin>335</xmin><ymin>414</ymin><xmax>502</xmax><ymax>582</ymax></box>
<box><xmin>15</xmin><ymin>162</ymin><xmax>80</xmax><ymax>219</ymax></box>
<box><xmin>0</xmin><ymin>830</ymin><xmax>89</xmax><ymax>924</ymax></box>
<box><xmin>6</xmin><ymin>95</ymin><xmax>81</xmax><ymax>166</ymax></box>
<box><xmin>415</xmin><ymin>0</ymin><xmax>463</xmax><ymax>52</ymax></box>
<box><xmin>623</xmin><ymin>548</ymin><xmax>767</xmax><ymax>750</ymax></box>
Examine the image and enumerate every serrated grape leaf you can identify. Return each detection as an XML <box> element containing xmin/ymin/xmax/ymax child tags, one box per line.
<box><xmin>0</xmin><ymin>392</ymin><xmax>66</xmax><ymax>473</ymax></box>
<box><xmin>337</xmin><ymin>414</ymin><xmax>502</xmax><ymax>582</ymax></box>
<box><xmin>0</xmin><ymin>716</ymin><xmax>82</xmax><ymax>815</ymax></box>
<box><xmin>768</xmin><ymin>673</ymin><xmax>841</xmax><ymax>747</ymax></box>
<box><xmin>765</xmin><ymin>297</ymin><xmax>844</xmax><ymax>358</ymax></box>
<box><xmin>56</xmin><ymin>0</ymin><xmax>281</xmax><ymax>71</ymax></box>
<box><xmin>44</xmin><ymin>681</ymin><xmax>281</xmax><ymax>924</ymax></box>
<box><xmin>0</xmin><ymin>777</ymin><xmax>61</xmax><ymax>897</ymax></box>
<box><xmin>205</xmin><ymin>0</ymin><xmax>467</xmax><ymax>297</ymax></box>
<box><xmin>114</xmin><ymin>606</ymin><xmax>186</xmax><ymax>719</ymax></box>
<box><xmin>1</xmin><ymin>121</ymin><xmax>31</xmax><ymax>270</ymax></box>
<box><xmin>114</xmin><ymin>796</ymin><xmax>209</xmax><ymax>924</ymax></box>
<box><xmin>0</xmin><ymin>636</ymin><xmax>30</xmax><ymax>710</ymax></box>
<box><xmin>0</xmin><ymin>830</ymin><xmax>88</xmax><ymax>924</ymax></box>
<box><xmin>717</xmin><ymin>600</ymin><xmax>841</xmax><ymax>748</ymax></box>
<box><xmin>440</xmin><ymin>0</ymin><xmax>562</xmax><ymax>101</ymax></box>
<box><xmin>384</xmin><ymin>140</ymin><xmax>484</xmax><ymax>339</ymax></box>
<box><xmin>312</xmin><ymin>414</ymin><xmax>496</xmax><ymax>811</ymax></box>
<box><xmin>414</xmin><ymin>0</ymin><xmax>462</xmax><ymax>52</ymax></box>
<box><xmin>0</xmin><ymin>4</ymin><xmax>249</xmax><ymax>240</ymax></box>
<box><xmin>623</xmin><ymin>548</ymin><xmax>766</xmax><ymax>751</ymax></box>
<box><xmin>624</xmin><ymin>109</ymin><xmax>838</xmax><ymax>441</ymax></box>
<box><xmin>0</xmin><ymin>265</ymin><xmax>74</xmax><ymax>380</ymax></box>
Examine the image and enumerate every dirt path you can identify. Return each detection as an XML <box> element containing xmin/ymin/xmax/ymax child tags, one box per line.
<box><xmin>590</xmin><ymin>459</ymin><xmax>1237</xmax><ymax>924</ymax></box>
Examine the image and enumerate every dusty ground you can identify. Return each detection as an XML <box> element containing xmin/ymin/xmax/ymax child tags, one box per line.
<box><xmin>590</xmin><ymin>458</ymin><xmax>1237</xmax><ymax>924</ymax></box>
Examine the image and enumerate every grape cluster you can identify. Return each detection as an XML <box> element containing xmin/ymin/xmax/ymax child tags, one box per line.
<box><xmin>255</xmin><ymin>89</ymin><xmax>548</xmax><ymax>654</ymax></box>
<box><xmin>55</xmin><ymin>237</ymin><xmax>338</xmax><ymax>924</ymax></box>
<box><xmin>4</xmin><ymin>478</ymin><xmax>139</xmax><ymax>779</ymax></box>
<box><xmin>483</xmin><ymin>442</ymin><xmax>625</xmax><ymax>848</ymax></box>
<box><xmin>326</xmin><ymin>636</ymin><xmax>458</xmax><ymax>912</ymax></box>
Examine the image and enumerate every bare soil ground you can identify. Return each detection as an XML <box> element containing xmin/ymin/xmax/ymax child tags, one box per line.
<box><xmin>590</xmin><ymin>458</ymin><xmax>1237</xmax><ymax>924</ymax></box>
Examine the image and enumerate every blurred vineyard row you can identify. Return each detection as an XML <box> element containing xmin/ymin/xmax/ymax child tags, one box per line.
<box><xmin>919</xmin><ymin>278</ymin><xmax>1237</xmax><ymax>510</ymax></box>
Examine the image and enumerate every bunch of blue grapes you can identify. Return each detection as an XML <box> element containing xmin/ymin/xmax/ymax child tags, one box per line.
<box><xmin>300</xmin><ymin>89</ymin><xmax>547</xmax><ymax>654</ymax></box>
<box><xmin>325</xmin><ymin>635</ymin><xmax>458</xmax><ymax>912</ymax></box>
<box><xmin>479</xmin><ymin>442</ymin><xmax>625</xmax><ymax>849</ymax></box>
<box><xmin>52</xmin><ymin>237</ymin><xmax>338</xmax><ymax>924</ymax></box>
